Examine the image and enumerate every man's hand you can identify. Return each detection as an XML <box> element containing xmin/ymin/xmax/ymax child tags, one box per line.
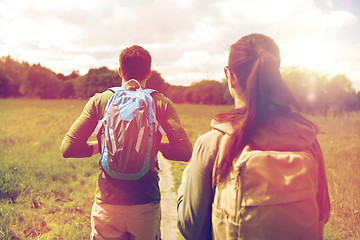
<box><xmin>89</xmin><ymin>141</ymin><xmax>99</xmax><ymax>155</ymax></box>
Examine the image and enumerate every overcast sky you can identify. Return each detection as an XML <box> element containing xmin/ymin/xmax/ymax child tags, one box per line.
<box><xmin>1</xmin><ymin>0</ymin><xmax>359</xmax><ymax>90</ymax></box>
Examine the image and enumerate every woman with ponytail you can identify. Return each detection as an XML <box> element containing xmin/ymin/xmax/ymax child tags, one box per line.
<box><xmin>177</xmin><ymin>33</ymin><xmax>330</xmax><ymax>240</ymax></box>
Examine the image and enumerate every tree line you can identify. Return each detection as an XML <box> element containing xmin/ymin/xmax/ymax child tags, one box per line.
<box><xmin>1</xmin><ymin>56</ymin><xmax>359</xmax><ymax>116</ymax></box>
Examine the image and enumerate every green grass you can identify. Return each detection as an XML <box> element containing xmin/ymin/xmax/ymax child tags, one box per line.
<box><xmin>0</xmin><ymin>99</ymin><xmax>359</xmax><ymax>239</ymax></box>
<box><xmin>307</xmin><ymin>113</ymin><xmax>360</xmax><ymax>240</ymax></box>
<box><xmin>0</xmin><ymin>99</ymin><xmax>98</xmax><ymax>239</ymax></box>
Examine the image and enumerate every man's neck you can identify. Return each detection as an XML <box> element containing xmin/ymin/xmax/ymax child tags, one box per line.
<box><xmin>122</xmin><ymin>79</ymin><xmax>146</xmax><ymax>89</ymax></box>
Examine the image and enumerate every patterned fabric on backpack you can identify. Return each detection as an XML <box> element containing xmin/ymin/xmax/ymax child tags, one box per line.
<box><xmin>93</xmin><ymin>79</ymin><xmax>166</xmax><ymax>180</ymax></box>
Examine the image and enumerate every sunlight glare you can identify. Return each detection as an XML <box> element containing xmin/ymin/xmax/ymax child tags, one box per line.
<box><xmin>295</xmin><ymin>38</ymin><xmax>331</xmax><ymax>73</ymax></box>
<box><xmin>305</xmin><ymin>75</ymin><xmax>318</xmax><ymax>105</ymax></box>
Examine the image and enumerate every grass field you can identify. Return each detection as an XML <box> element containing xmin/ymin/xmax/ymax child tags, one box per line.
<box><xmin>0</xmin><ymin>99</ymin><xmax>359</xmax><ymax>239</ymax></box>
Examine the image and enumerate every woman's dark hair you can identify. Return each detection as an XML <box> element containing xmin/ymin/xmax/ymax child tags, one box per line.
<box><xmin>214</xmin><ymin>33</ymin><xmax>299</xmax><ymax>184</ymax></box>
<box><xmin>119</xmin><ymin>45</ymin><xmax>152</xmax><ymax>81</ymax></box>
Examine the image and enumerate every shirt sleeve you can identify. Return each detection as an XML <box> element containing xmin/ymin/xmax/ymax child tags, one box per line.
<box><xmin>155</xmin><ymin>94</ymin><xmax>192</xmax><ymax>162</ymax></box>
<box><xmin>177</xmin><ymin>132</ymin><xmax>217</xmax><ymax>240</ymax></box>
<box><xmin>60</xmin><ymin>94</ymin><xmax>104</xmax><ymax>158</ymax></box>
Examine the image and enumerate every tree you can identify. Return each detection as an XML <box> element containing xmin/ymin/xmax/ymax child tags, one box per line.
<box><xmin>146</xmin><ymin>70</ymin><xmax>166</xmax><ymax>93</ymax></box>
<box><xmin>75</xmin><ymin>67</ymin><xmax>120</xmax><ymax>98</ymax></box>
<box><xmin>57</xmin><ymin>70</ymin><xmax>79</xmax><ymax>98</ymax></box>
<box><xmin>356</xmin><ymin>92</ymin><xmax>360</xmax><ymax>110</ymax></box>
<box><xmin>220</xmin><ymin>78</ymin><xmax>234</xmax><ymax>105</ymax></box>
<box><xmin>185</xmin><ymin>80</ymin><xmax>227</xmax><ymax>105</ymax></box>
<box><xmin>60</xmin><ymin>81</ymin><xmax>75</xmax><ymax>98</ymax></box>
<box><xmin>0</xmin><ymin>66</ymin><xmax>11</xmax><ymax>98</ymax></box>
<box><xmin>0</xmin><ymin>56</ymin><xmax>28</xmax><ymax>97</ymax></box>
<box><xmin>20</xmin><ymin>64</ymin><xmax>63</xmax><ymax>99</ymax></box>
<box><xmin>1</xmin><ymin>54</ymin><xmax>358</xmax><ymax>109</ymax></box>
<box><xmin>164</xmin><ymin>84</ymin><xmax>187</xmax><ymax>103</ymax></box>
<box><xmin>327</xmin><ymin>74</ymin><xmax>357</xmax><ymax>113</ymax></box>
<box><xmin>282</xmin><ymin>67</ymin><xmax>358</xmax><ymax>115</ymax></box>
<box><xmin>57</xmin><ymin>70</ymin><xmax>79</xmax><ymax>81</ymax></box>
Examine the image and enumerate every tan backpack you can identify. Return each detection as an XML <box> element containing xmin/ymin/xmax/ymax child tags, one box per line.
<box><xmin>212</xmin><ymin>139</ymin><xmax>322</xmax><ymax>240</ymax></box>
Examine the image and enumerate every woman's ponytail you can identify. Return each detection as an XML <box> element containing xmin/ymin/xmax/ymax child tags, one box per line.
<box><xmin>215</xmin><ymin>34</ymin><xmax>298</xmax><ymax>185</ymax></box>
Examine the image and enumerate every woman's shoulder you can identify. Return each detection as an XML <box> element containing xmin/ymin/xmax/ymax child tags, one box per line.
<box><xmin>196</xmin><ymin>121</ymin><xmax>231</xmax><ymax>154</ymax></box>
<box><xmin>199</xmin><ymin>128</ymin><xmax>225</xmax><ymax>142</ymax></box>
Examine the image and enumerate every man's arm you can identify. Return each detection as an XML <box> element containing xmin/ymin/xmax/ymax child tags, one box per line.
<box><xmin>60</xmin><ymin>94</ymin><xmax>104</xmax><ymax>158</ymax></box>
<box><xmin>156</xmin><ymin>95</ymin><xmax>192</xmax><ymax>162</ymax></box>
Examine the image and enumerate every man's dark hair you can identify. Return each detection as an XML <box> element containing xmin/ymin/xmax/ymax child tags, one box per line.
<box><xmin>119</xmin><ymin>45</ymin><xmax>152</xmax><ymax>81</ymax></box>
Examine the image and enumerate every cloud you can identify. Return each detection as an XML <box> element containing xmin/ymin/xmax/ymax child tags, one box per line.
<box><xmin>0</xmin><ymin>0</ymin><xmax>359</xmax><ymax>90</ymax></box>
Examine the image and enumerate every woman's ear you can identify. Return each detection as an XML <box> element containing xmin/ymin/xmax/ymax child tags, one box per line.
<box><xmin>225</xmin><ymin>66</ymin><xmax>236</xmax><ymax>89</ymax></box>
<box><xmin>229</xmin><ymin>72</ymin><xmax>236</xmax><ymax>89</ymax></box>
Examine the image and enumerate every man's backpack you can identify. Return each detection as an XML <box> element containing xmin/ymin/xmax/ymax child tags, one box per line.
<box><xmin>92</xmin><ymin>79</ymin><xmax>166</xmax><ymax>180</ymax></box>
<box><xmin>212</xmin><ymin>141</ymin><xmax>322</xmax><ymax>240</ymax></box>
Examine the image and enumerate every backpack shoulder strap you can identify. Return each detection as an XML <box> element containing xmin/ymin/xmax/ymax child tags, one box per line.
<box><xmin>109</xmin><ymin>87</ymin><xmax>156</xmax><ymax>95</ymax></box>
<box><xmin>109</xmin><ymin>87</ymin><xmax>123</xmax><ymax>93</ymax></box>
<box><xmin>92</xmin><ymin>87</ymin><xmax>123</xmax><ymax>137</ymax></box>
<box><xmin>143</xmin><ymin>88</ymin><xmax>157</xmax><ymax>95</ymax></box>
<box><xmin>212</xmin><ymin>131</ymin><xmax>231</xmax><ymax>189</ymax></box>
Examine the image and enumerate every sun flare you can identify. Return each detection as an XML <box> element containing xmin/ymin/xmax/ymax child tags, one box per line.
<box><xmin>295</xmin><ymin>38</ymin><xmax>332</xmax><ymax>71</ymax></box>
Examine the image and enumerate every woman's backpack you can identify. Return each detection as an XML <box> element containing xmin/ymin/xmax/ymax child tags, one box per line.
<box><xmin>212</xmin><ymin>143</ymin><xmax>322</xmax><ymax>240</ymax></box>
<box><xmin>93</xmin><ymin>79</ymin><xmax>166</xmax><ymax>180</ymax></box>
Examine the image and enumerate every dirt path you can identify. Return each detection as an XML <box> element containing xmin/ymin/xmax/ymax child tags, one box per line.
<box><xmin>158</xmin><ymin>153</ymin><xmax>182</xmax><ymax>240</ymax></box>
